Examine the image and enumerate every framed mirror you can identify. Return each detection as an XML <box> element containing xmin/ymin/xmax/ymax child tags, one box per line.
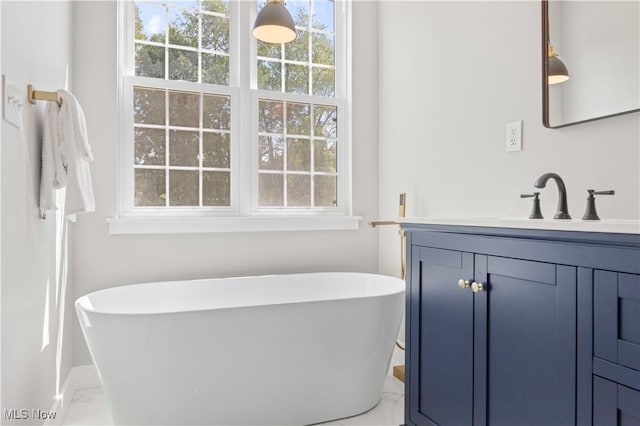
<box><xmin>542</xmin><ymin>0</ymin><xmax>639</xmax><ymax>128</ymax></box>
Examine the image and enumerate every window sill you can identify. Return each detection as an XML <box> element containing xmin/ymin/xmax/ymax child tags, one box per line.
<box><xmin>106</xmin><ymin>215</ymin><xmax>362</xmax><ymax>235</ymax></box>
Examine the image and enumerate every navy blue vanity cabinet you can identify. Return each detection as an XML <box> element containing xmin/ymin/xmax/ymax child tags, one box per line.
<box><xmin>402</xmin><ymin>224</ymin><xmax>640</xmax><ymax>426</ymax></box>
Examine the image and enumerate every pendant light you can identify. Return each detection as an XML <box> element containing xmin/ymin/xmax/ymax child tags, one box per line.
<box><xmin>548</xmin><ymin>44</ymin><xmax>570</xmax><ymax>85</ymax></box>
<box><xmin>253</xmin><ymin>0</ymin><xmax>296</xmax><ymax>44</ymax></box>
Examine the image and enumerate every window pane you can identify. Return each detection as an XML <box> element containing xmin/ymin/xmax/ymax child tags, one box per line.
<box><xmin>258</xmin><ymin>136</ymin><xmax>284</xmax><ymax>170</ymax></box>
<box><xmin>286</xmin><ymin>102</ymin><xmax>311</xmax><ymax>135</ymax></box>
<box><xmin>169</xmin><ymin>90</ymin><xmax>200</xmax><ymax>127</ymax></box>
<box><xmin>169</xmin><ymin>48</ymin><xmax>198</xmax><ymax>82</ymax></box>
<box><xmin>203</xmin><ymin>0</ymin><xmax>229</xmax><ymax>14</ymax></box>
<box><xmin>258</xmin><ymin>100</ymin><xmax>284</xmax><ymax>133</ymax></box>
<box><xmin>134</xmin><ymin>87</ymin><xmax>166</xmax><ymax>125</ymax></box>
<box><xmin>287</xmin><ymin>138</ymin><xmax>310</xmax><ymax>171</ymax></box>
<box><xmin>203</xmin><ymin>94</ymin><xmax>230</xmax><ymax>130</ymax></box>
<box><xmin>287</xmin><ymin>0</ymin><xmax>309</xmax><ymax>27</ymax></box>
<box><xmin>202</xmin><ymin>53</ymin><xmax>229</xmax><ymax>85</ymax></box>
<box><xmin>259</xmin><ymin>173</ymin><xmax>283</xmax><ymax>206</ymax></box>
<box><xmin>169</xmin><ymin>130</ymin><xmax>199</xmax><ymax>167</ymax></box>
<box><xmin>285</xmin><ymin>30</ymin><xmax>309</xmax><ymax>62</ymax></box>
<box><xmin>314</xmin><ymin>175</ymin><xmax>336</xmax><ymax>206</ymax></box>
<box><xmin>168</xmin><ymin>0</ymin><xmax>198</xmax><ymax>9</ymax></box>
<box><xmin>312</xmin><ymin>33</ymin><xmax>334</xmax><ymax>66</ymax></box>
<box><xmin>169</xmin><ymin>170</ymin><xmax>199</xmax><ymax>205</ymax></box>
<box><xmin>203</xmin><ymin>171</ymin><xmax>230</xmax><ymax>206</ymax></box>
<box><xmin>313</xmin><ymin>139</ymin><xmax>336</xmax><ymax>172</ymax></box>
<box><xmin>168</xmin><ymin>7</ymin><xmax>198</xmax><ymax>48</ymax></box>
<box><xmin>135</xmin><ymin>169</ymin><xmax>166</xmax><ymax>206</ymax></box>
<box><xmin>135</xmin><ymin>128</ymin><xmax>166</xmax><ymax>165</ymax></box>
<box><xmin>313</xmin><ymin>105</ymin><xmax>337</xmax><ymax>138</ymax></box>
<box><xmin>257</xmin><ymin>40</ymin><xmax>281</xmax><ymax>59</ymax></box>
<box><xmin>203</xmin><ymin>132</ymin><xmax>230</xmax><ymax>168</ymax></box>
<box><xmin>258</xmin><ymin>60</ymin><xmax>282</xmax><ymax>91</ymax></box>
<box><xmin>312</xmin><ymin>67</ymin><xmax>335</xmax><ymax>97</ymax></box>
<box><xmin>287</xmin><ymin>175</ymin><xmax>310</xmax><ymax>206</ymax></box>
<box><xmin>135</xmin><ymin>3</ymin><xmax>166</xmax><ymax>41</ymax></box>
<box><xmin>202</xmin><ymin>15</ymin><xmax>229</xmax><ymax>52</ymax></box>
<box><xmin>135</xmin><ymin>44</ymin><xmax>165</xmax><ymax>78</ymax></box>
<box><xmin>285</xmin><ymin>63</ymin><xmax>309</xmax><ymax>94</ymax></box>
<box><xmin>312</xmin><ymin>0</ymin><xmax>334</xmax><ymax>32</ymax></box>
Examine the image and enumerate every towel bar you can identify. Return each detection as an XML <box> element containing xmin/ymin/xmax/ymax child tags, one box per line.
<box><xmin>369</xmin><ymin>220</ymin><xmax>398</xmax><ymax>228</ymax></box>
<box><xmin>28</xmin><ymin>84</ymin><xmax>61</xmax><ymax>106</ymax></box>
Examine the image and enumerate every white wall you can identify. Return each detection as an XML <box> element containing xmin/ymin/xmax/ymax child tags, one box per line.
<box><xmin>0</xmin><ymin>0</ymin><xmax>3</xmax><ymax>411</ymax></box>
<box><xmin>377</xmin><ymin>1</ymin><xmax>640</xmax><ymax>287</ymax></box>
<box><xmin>70</xmin><ymin>1</ymin><xmax>380</xmax><ymax>365</ymax></box>
<box><xmin>1</xmin><ymin>1</ymin><xmax>74</xmax><ymax>422</ymax></box>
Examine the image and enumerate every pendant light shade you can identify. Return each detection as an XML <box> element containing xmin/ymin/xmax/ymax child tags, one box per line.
<box><xmin>548</xmin><ymin>44</ymin><xmax>570</xmax><ymax>85</ymax></box>
<box><xmin>253</xmin><ymin>0</ymin><xmax>296</xmax><ymax>44</ymax></box>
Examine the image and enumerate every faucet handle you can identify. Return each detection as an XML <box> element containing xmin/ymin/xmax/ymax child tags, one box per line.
<box><xmin>582</xmin><ymin>189</ymin><xmax>615</xmax><ymax>221</ymax></box>
<box><xmin>520</xmin><ymin>192</ymin><xmax>543</xmax><ymax>219</ymax></box>
<box><xmin>589</xmin><ymin>189</ymin><xmax>615</xmax><ymax>196</ymax></box>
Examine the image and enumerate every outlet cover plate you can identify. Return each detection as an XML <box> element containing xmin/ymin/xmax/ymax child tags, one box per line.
<box><xmin>506</xmin><ymin>120</ymin><xmax>522</xmax><ymax>152</ymax></box>
<box><xmin>2</xmin><ymin>75</ymin><xmax>23</xmax><ymax>129</ymax></box>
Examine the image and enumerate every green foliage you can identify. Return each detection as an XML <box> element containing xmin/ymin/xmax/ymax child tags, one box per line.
<box><xmin>134</xmin><ymin>6</ymin><xmax>145</xmax><ymax>40</ymax></box>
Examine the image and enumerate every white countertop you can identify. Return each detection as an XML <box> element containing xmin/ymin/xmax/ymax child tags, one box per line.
<box><xmin>397</xmin><ymin>217</ymin><xmax>640</xmax><ymax>234</ymax></box>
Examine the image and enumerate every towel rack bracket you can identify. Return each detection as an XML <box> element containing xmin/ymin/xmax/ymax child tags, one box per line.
<box><xmin>28</xmin><ymin>84</ymin><xmax>61</xmax><ymax>106</ymax></box>
<box><xmin>27</xmin><ymin>84</ymin><xmax>36</xmax><ymax>105</ymax></box>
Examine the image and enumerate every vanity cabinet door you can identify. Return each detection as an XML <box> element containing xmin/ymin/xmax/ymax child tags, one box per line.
<box><xmin>594</xmin><ymin>271</ymin><xmax>640</xmax><ymax>372</ymax></box>
<box><xmin>594</xmin><ymin>376</ymin><xmax>640</xmax><ymax>426</ymax></box>
<box><xmin>407</xmin><ymin>246</ymin><xmax>577</xmax><ymax>426</ymax></box>
<box><xmin>475</xmin><ymin>256</ymin><xmax>577</xmax><ymax>426</ymax></box>
<box><xmin>407</xmin><ymin>247</ymin><xmax>474</xmax><ymax>426</ymax></box>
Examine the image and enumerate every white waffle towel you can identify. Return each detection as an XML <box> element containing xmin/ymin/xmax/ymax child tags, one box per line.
<box><xmin>39</xmin><ymin>90</ymin><xmax>95</xmax><ymax>217</ymax></box>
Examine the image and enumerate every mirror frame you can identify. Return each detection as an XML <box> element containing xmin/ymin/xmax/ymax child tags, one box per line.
<box><xmin>542</xmin><ymin>0</ymin><xmax>640</xmax><ymax>128</ymax></box>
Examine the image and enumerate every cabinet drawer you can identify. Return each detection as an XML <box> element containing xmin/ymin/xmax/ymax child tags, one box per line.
<box><xmin>595</xmin><ymin>271</ymin><xmax>640</xmax><ymax>372</ymax></box>
<box><xmin>594</xmin><ymin>376</ymin><xmax>640</xmax><ymax>426</ymax></box>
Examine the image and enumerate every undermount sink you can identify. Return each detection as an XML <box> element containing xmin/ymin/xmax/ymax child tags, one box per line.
<box><xmin>397</xmin><ymin>217</ymin><xmax>640</xmax><ymax>234</ymax></box>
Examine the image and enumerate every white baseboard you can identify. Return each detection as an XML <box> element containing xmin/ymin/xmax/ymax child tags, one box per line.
<box><xmin>391</xmin><ymin>345</ymin><xmax>405</xmax><ymax>366</ymax></box>
<box><xmin>45</xmin><ymin>364</ymin><xmax>100</xmax><ymax>426</ymax></box>
<box><xmin>71</xmin><ymin>364</ymin><xmax>101</xmax><ymax>390</ymax></box>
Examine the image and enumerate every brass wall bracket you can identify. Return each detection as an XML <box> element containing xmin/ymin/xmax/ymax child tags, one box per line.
<box><xmin>28</xmin><ymin>84</ymin><xmax>61</xmax><ymax>106</ymax></box>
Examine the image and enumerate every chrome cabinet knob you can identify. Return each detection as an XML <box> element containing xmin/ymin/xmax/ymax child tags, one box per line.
<box><xmin>471</xmin><ymin>282</ymin><xmax>484</xmax><ymax>293</ymax></box>
<box><xmin>458</xmin><ymin>279</ymin><xmax>470</xmax><ymax>289</ymax></box>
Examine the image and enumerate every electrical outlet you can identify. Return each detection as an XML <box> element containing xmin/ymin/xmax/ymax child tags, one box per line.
<box><xmin>506</xmin><ymin>120</ymin><xmax>522</xmax><ymax>152</ymax></box>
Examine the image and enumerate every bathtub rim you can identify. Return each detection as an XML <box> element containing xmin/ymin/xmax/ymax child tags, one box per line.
<box><xmin>75</xmin><ymin>271</ymin><xmax>405</xmax><ymax>316</ymax></box>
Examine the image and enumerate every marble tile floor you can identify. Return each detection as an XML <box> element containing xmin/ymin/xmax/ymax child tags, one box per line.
<box><xmin>63</xmin><ymin>375</ymin><xmax>404</xmax><ymax>426</ymax></box>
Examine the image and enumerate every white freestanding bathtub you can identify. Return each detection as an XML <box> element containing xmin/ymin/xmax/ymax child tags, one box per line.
<box><xmin>75</xmin><ymin>272</ymin><xmax>405</xmax><ymax>425</ymax></box>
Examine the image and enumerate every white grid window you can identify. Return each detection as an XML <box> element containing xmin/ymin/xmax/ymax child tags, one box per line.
<box><xmin>133</xmin><ymin>87</ymin><xmax>232</xmax><ymax>207</ymax></box>
<box><xmin>257</xmin><ymin>99</ymin><xmax>338</xmax><ymax>208</ymax></box>
<box><xmin>118</xmin><ymin>0</ymin><xmax>350</xmax><ymax>226</ymax></box>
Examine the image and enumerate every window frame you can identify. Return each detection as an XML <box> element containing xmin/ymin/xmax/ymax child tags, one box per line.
<box><xmin>113</xmin><ymin>0</ymin><xmax>357</xmax><ymax>233</ymax></box>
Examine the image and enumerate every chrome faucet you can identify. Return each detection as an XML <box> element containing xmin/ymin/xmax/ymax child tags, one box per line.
<box><xmin>533</xmin><ymin>173</ymin><xmax>571</xmax><ymax>219</ymax></box>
